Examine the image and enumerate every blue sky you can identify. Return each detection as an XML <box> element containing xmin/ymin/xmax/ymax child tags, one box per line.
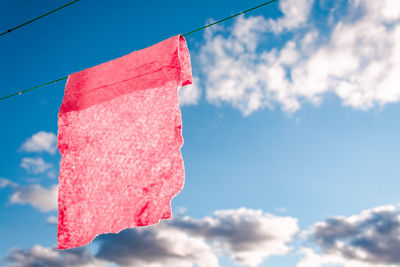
<box><xmin>1</xmin><ymin>0</ymin><xmax>400</xmax><ymax>266</ymax></box>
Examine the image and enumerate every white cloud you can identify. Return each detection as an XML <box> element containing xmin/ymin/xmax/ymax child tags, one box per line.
<box><xmin>199</xmin><ymin>16</ymin><xmax>273</xmax><ymax>116</ymax></box>
<box><xmin>198</xmin><ymin>0</ymin><xmax>400</xmax><ymax>115</ymax></box>
<box><xmin>10</xmin><ymin>184</ymin><xmax>58</xmax><ymax>212</ymax></box>
<box><xmin>298</xmin><ymin>205</ymin><xmax>400</xmax><ymax>267</ymax></box>
<box><xmin>20</xmin><ymin>131</ymin><xmax>57</xmax><ymax>154</ymax></box>
<box><xmin>0</xmin><ymin>179</ymin><xmax>58</xmax><ymax>216</ymax></box>
<box><xmin>297</xmin><ymin>5</ymin><xmax>400</xmax><ymax>110</ymax></box>
<box><xmin>179</xmin><ymin>77</ymin><xmax>201</xmax><ymax>106</ymax></box>
<box><xmin>20</xmin><ymin>157</ymin><xmax>53</xmax><ymax>174</ymax></box>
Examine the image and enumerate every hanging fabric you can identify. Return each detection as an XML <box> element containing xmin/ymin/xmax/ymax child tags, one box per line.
<box><xmin>57</xmin><ymin>35</ymin><xmax>192</xmax><ymax>249</ymax></box>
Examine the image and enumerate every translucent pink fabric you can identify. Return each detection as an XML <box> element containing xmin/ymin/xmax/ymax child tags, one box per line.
<box><xmin>57</xmin><ymin>35</ymin><xmax>192</xmax><ymax>249</ymax></box>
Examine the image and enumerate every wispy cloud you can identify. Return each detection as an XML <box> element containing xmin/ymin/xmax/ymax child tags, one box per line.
<box><xmin>20</xmin><ymin>157</ymin><xmax>53</xmax><ymax>174</ymax></box>
<box><xmin>0</xmin><ymin>178</ymin><xmax>17</xmax><ymax>189</ymax></box>
<box><xmin>197</xmin><ymin>0</ymin><xmax>400</xmax><ymax>115</ymax></box>
<box><xmin>20</xmin><ymin>131</ymin><xmax>57</xmax><ymax>155</ymax></box>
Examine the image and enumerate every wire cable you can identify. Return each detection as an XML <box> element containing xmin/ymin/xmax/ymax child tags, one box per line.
<box><xmin>0</xmin><ymin>0</ymin><xmax>278</xmax><ymax>101</ymax></box>
<box><xmin>0</xmin><ymin>0</ymin><xmax>80</xmax><ymax>37</ymax></box>
<box><xmin>0</xmin><ymin>76</ymin><xmax>68</xmax><ymax>101</ymax></box>
<box><xmin>182</xmin><ymin>0</ymin><xmax>277</xmax><ymax>36</ymax></box>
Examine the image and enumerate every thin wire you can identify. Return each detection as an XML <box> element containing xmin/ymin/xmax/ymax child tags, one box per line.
<box><xmin>0</xmin><ymin>0</ymin><xmax>80</xmax><ymax>37</ymax></box>
<box><xmin>0</xmin><ymin>0</ymin><xmax>278</xmax><ymax>101</ymax></box>
<box><xmin>0</xmin><ymin>76</ymin><xmax>68</xmax><ymax>101</ymax></box>
<box><xmin>182</xmin><ymin>0</ymin><xmax>277</xmax><ymax>36</ymax></box>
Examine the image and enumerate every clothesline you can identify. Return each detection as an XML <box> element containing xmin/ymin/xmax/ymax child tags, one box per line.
<box><xmin>0</xmin><ymin>0</ymin><xmax>278</xmax><ymax>101</ymax></box>
<box><xmin>0</xmin><ymin>0</ymin><xmax>80</xmax><ymax>37</ymax></box>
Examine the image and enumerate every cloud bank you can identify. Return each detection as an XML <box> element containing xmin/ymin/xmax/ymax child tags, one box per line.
<box><xmin>5</xmin><ymin>204</ymin><xmax>400</xmax><ymax>267</ymax></box>
<box><xmin>5</xmin><ymin>208</ymin><xmax>299</xmax><ymax>267</ymax></box>
<box><xmin>169</xmin><ymin>208</ymin><xmax>298</xmax><ymax>266</ymax></box>
<box><xmin>197</xmin><ymin>0</ymin><xmax>400</xmax><ymax>115</ymax></box>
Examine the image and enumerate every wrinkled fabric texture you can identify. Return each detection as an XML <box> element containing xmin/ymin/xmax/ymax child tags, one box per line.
<box><xmin>57</xmin><ymin>35</ymin><xmax>192</xmax><ymax>249</ymax></box>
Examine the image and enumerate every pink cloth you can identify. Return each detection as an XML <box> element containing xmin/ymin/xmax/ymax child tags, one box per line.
<box><xmin>57</xmin><ymin>35</ymin><xmax>192</xmax><ymax>249</ymax></box>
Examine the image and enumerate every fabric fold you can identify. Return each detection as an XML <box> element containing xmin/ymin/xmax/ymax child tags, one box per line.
<box><xmin>57</xmin><ymin>35</ymin><xmax>192</xmax><ymax>249</ymax></box>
